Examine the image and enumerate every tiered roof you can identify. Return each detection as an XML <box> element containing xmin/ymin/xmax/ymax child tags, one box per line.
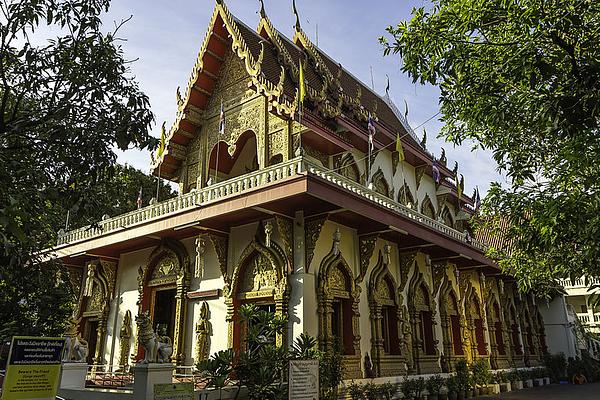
<box><xmin>151</xmin><ymin>0</ymin><xmax>473</xmax><ymax>206</ymax></box>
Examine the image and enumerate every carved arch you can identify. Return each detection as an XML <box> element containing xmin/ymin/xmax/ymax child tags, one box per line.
<box><xmin>407</xmin><ymin>269</ymin><xmax>440</xmax><ymax>373</ymax></box>
<box><xmin>438</xmin><ymin>273</ymin><xmax>465</xmax><ymax>370</ymax></box>
<box><xmin>397</xmin><ymin>181</ymin><xmax>416</xmax><ymax>209</ymax></box>
<box><xmin>336</xmin><ymin>152</ymin><xmax>360</xmax><ymax>183</ymax></box>
<box><xmin>439</xmin><ymin>204</ymin><xmax>455</xmax><ymax>228</ymax></box>
<box><xmin>421</xmin><ymin>194</ymin><xmax>436</xmax><ymax>219</ymax></box>
<box><xmin>317</xmin><ymin>243</ymin><xmax>362</xmax><ymax>378</ymax></box>
<box><xmin>367</xmin><ymin>251</ymin><xmax>405</xmax><ymax>377</ymax></box>
<box><xmin>371</xmin><ymin>167</ymin><xmax>390</xmax><ymax>198</ymax></box>
<box><xmin>226</xmin><ymin>236</ymin><xmax>288</xmax><ymax>349</ymax></box>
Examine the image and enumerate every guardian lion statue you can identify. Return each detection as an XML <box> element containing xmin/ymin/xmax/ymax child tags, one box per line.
<box><xmin>135</xmin><ymin>312</ymin><xmax>173</xmax><ymax>363</ymax></box>
<box><xmin>63</xmin><ymin>316</ymin><xmax>89</xmax><ymax>363</ymax></box>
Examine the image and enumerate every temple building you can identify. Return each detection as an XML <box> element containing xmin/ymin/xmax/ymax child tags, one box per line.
<box><xmin>52</xmin><ymin>0</ymin><xmax>549</xmax><ymax>379</ymax></box>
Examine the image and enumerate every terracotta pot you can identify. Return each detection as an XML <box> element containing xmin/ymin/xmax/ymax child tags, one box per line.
<box><xmin>499</xmin><ymin>382</ymin><xmax>511</xmax><ymax>392</ymax></box>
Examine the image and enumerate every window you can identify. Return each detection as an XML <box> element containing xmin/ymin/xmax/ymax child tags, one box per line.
<box><xmin>581</xmin><ymin>304</ymin><xmax>588</xmax><ymax>313</ymax></box>
<box><xmin>381</xmin><ymin>307</ymin><xmax>391</xmax><ymax>354</ymax></box>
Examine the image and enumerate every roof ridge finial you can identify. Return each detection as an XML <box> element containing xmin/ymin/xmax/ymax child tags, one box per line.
<box><xmin>258</xmin><ymin>0</ymin><xmax>266</xmax><ymax>18</ymax></box>
<box><xmin>385</xmin><ymin>74</ymin><xmax>390</xmax><ymax>96</ymax></box>
<box><xmin>292</xmin><ymin>0</ymin><xmax>301</xmax><ymax>32</ymax></box>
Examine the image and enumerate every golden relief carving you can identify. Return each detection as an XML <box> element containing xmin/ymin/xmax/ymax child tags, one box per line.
<box><xmin>304</xmin><ymin>217</ymin><xmax>328</xmax><ymax>272</ymax></box>
<box><xmin>186</xmin><ymin>163</ymin><xmax>199</xmax><ymax>191</ymax></box>
<box><xmin>268</xmin><ymin>130</ymin><xmax>287</xmax><ymax>160</ymax></box>
<box><xmin>274</xmin><ymin>216</ymin><xmax>293</xmax><ymax>273</ymax></box>
<box><xmin>328</xmin><ymin>266</ymin><xmax>347</xmax><ymax>291</ymax></box>
<box><xmin>119</xmin><ymin>310</ymin><xmax>132</xmax><ymax>367</ymax></box>
<box><xmin>87</xmin><ymin>285</ymin><xmax>103</xmax><ymax>312</ymax></box>
<box><xmin>304</xmin><ymin>145</ymin><xmax>328</xmax><ymax>167</ymax></box>
<box><xmin>358</xmin><ymin>235</ymin><xmax>378</xmax><ymax>284</ymax></box>
<box><xmin>374</xmin><ymin>280</ymin><xmax>392</xmax><ymax>301</ymax></box>
<box><xmin>240</xmin><ymin>252</ymin><xmax>277</xmax><ymax>293</ymax></box>
<box><xmin>149</xmin><ymin>253</ymin><xmax>178</xmax><ymax>285</ymax></box>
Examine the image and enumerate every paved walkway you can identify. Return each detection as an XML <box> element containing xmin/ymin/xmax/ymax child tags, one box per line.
<box><xmin>479</xmin><ymin>382</ymin><xmax>600</xmax><ymax>399</ymax></box>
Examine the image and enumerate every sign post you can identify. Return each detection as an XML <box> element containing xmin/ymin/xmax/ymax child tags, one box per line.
<box><xmin>1</xmin><ymin>336</ymin><xmax>65</xmax><ymax>400</ymax></box>
<box><xmin>288</xmin><ymin>359</ymin><xmax>319</xmax><ymax>400</ymax></box>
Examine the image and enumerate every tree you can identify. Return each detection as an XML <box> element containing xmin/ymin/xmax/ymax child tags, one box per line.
<box><xmin>380</xmin><ymin>0</ymin><xmax>600</xmax><ymax>296</ymax></box>
<box><xmin>0</xmin><ymin>0</ymin><xmax>155</xmax><ymax>341</ymax></box>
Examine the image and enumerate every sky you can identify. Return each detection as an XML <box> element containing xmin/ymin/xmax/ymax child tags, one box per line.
<box><xmin>102</xmin><ymin>0</ymin><xmax>505</xmax><ymax>196</ymax></box>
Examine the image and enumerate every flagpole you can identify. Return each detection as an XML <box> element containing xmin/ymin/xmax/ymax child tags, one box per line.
<box><xmin>156</xmin><ymin>163</ymin><xmax>161</xmax><ymax>201</ymax></box>
<box><xmin>215</xmin><ymin>141</ymin><xmax>221</xmax><ymax>184</ymax></box>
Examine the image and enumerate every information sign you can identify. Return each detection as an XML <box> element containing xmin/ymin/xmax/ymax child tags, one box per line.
<box><xmin>288</xmin><ymin>359</ymin><xmax>319</xmax><ymax>400</ymax></box>
<box><xmin>1</xmin><ymin>336</ymin><xmax>65</xmax><ymax>400</ymax></box>
<box><xmin>154</xmin><ymin>382</ymin><xmax>194</xmax><ymax>400</ymax></box>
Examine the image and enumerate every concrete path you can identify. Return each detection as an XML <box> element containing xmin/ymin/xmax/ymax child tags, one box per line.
<box><xmin>479</xmin><ymin>382</ymin><xmax>600</xmax><ymax>399</ymax></box>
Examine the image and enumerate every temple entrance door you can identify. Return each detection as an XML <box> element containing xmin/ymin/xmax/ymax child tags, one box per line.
<box><xmin>82</xmin><ymin>318</ymin><xmax>99</xmax><ymax>364</ymax></box>
<box><xmin>151</xmin><ymin>287</ymin><xmax>177</xmax><ymax>340</ymax></box>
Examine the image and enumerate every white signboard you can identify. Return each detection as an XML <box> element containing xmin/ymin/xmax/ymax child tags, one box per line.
<box><xmin>288</xmin><ymin>359</ymin><xmax>319</xmax><ymax>400</ymax></box>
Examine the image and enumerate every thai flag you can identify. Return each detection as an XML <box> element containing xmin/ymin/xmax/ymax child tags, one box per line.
<box><xmin>432</xmin><ymin>159</ymin><xmax>440</xmax><ymax>184</ymax></box>
<box><xmin>367</xmin><ymin>113</ymin><xmax>376</xmax><ymax>151</ymax></box>
<box><xmin>219</xmin><ymin>100</ymin><xmax>225</xmax><ymax>135</ymax></box>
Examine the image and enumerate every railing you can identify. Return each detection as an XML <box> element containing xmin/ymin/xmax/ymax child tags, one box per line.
<box><xmin>56</xmin><ymin>157</ymin><xmax>484</xmax><ymax>251</ymax></box>
<box><xmin>576</xmin><ymin>313</ymin><xmax>594</xmax><ymax>324</ymax></box>
<box><xmin>558</xmin><ymin>277</ymin><xmax>600</xmax><ymax>289</ymax></box>
<box><xmin>86</xmin><ymin>364</ymin><xmax>133</xmax><ymax>389</ymax></box>
<box><xmin>57</xmin><ymin>158</ymin><xmax>303</xmax><ymax>245</ymax></box>
<box><xmin>304</xmin><ymin>161</ymin><xmax>486</xmax><ymax>251</ymax></box>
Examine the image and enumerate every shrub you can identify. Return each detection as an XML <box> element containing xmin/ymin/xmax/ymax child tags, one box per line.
<box><xmin>400</xmin><ymin>378</ymin><xmax>415</xmax><ymax>400</ymax></box>
<box><xmin>455</xmin><ymin>360</ymin><xmax>472</xmax><ymax>391</ymax></box>
<box><xmin>347</xmin><ymin>381</ymin><xmax>364</xmax><ymax>400</ymax></box>
<box><xmin>413</xmin><ymin>377</ymin><xmax>426</xmax><ymax>399</ymax></box>
<box><xmin>426</xmin><ymin>374</ymin><xmax>445</xmax><ymax>395</ymax></box>
<box><xmin>446</xmin><ymin>376</ymin><xmax>458</xmax><ymax>394</ymax></box>
<box><xmin>380</xmin><ymin>382</ymin><xmax>397</xmax><ymax>400</ymax></box>
<box><xmin>363</xmin><ymin>382</ymin><xmax>382</xmax><ymax>400</ymax></box>
<box><xmin>470</xmin><ymin>359</ymin><xmax>492</xmax><ymax>387</ymax></box>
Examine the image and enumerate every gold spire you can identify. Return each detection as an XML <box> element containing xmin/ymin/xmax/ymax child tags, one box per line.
<box><xmin>258</xmin><ymin>0</ymin><xmax>266</xmax><ymax>18</ymax></box>
<box><xmin>292</xmin><ymin>0</ymin><xmax>301</xmax><ymax>32</ymax></box>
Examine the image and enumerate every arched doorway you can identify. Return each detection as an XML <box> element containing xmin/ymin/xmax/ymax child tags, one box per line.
<box><xmin>78</xmin><ymin>259</ymin><xmax>116</xmax><ymax>366</ymax></box>
<box><xmin>207</xmin><ymin>130</ymin><xmax>258</xmax><ymax>184</ymax></box>
<box><xmin>439</xmin><ymin>280</ymin><xmax>464</xmax><ymax>371</ymax></box>
<box><xmin>506</xmin><ymin>302</ymin><xmax>523</xmax><ymax>363</ymax></box>
<box><xmin>466</xmin><ymin>293</ymin><xmax>487</xmax><ymax>359</ymax></box>
<box><xmin>368</xmin><ymin>251</ymin><xmax>404</xmax><ymax>377</ymax></box>
<box><xmin>371</xmin><ymin>168</ymin><xmax>390</xmax><ymax>198</ymax></box>
<box><xmin>408</xmin><ymin>271</ymin><xmax>440</xmax><ymax>374</ymax></box>
<box><xmin>225</xmin><ymin>234</ymin><xmax>288</xmax><ymax>351</ymax></box>
<box><xmin>487</xmin><ymin>300</ymin><xmax>508</xmax><ymax>369</ymax></box>
<box><xmin>136</xmin><ymin>239</ymin><xmax>190</xmax><ymax>364</ymax></box>
<box><xmin>317</xmin><ymin>238</ymin><xmax>361</xmax><ymax>378</ymax></box>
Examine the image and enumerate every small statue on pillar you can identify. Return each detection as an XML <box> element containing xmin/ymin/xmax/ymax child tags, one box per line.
<box><xmin>363</xmin><ymin>353</ymin><xmax>375</xmax><ymax>378</ymax></box>
<box><xmin>195</xmin><ymin>302</ymin><xmax>212</xmax><ymax>363</ymax></box>
<box><xmin>119</xmin><ymin>310</ymin><xmax>132</xmax><ymax>367</ymax></box>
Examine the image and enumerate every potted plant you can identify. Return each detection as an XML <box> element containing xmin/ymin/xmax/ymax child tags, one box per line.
<box><xmin>446</xmin><ymin>376</ymin><xmax>458</xmax><ymax>400</ymax></box>
<box><xmin>508</xmin><ymin>369</ymin><xmax>523</xmax><ymax>390</ymax></box>
<box><xmin>470</xmin><ymin>359</ymin><xmax>492</xmax><ymax>395</ymax></box>
<box><xmin>522</xmin><ymin>370</ymin><xmax>534</xmax><ymax>388</ymax></box>
<box><xmin>455</xmin><ymin>360</ymin><xmax>471</xmax><ymax>399</ymax></box>
<box><xmin>426</xmin><ymin>375</ymin><xmax>445</xmax><ymax>400</ymax></box>
<box><xmin>496</xmin><ymin>371</ymin><xmax>511</xmax><ymax>392</ymax></box>
<box><xmin>488</xmin><ymin>372</ymin><xmax>500</xmax><ymax>394</ymax></box>
<box><xmin>363</xmin><ymin>382</ymin><xmax>382</xmax><ymax>400</ymax></box>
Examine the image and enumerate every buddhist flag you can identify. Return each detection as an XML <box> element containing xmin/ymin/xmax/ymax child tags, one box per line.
<box><xmin>299</xmin><ymin>60</ymin><xmax>306</xmax><ymax>109</ymax></box>
<box><xmin>219</xmin><ymin>100</ymin><xmax>225</xmax><ymax>135</ymax></box>
<box><xmin>137</xmin><ymin>187</ymin><xmax>143</xmax><ymax>209</ymax></box>
<box><xmin>396</xmin><ymin>133</ymin><xmax>405</xmax><ymax>162</ymax></box>
<box><xmin>475</xmin><ymin>186</ymin><xmax>481</xmax><ymax>211</ymax></box>
<box><xmin>432</xmin><ymin>159</ymin><xmax>440</xmax><ymax>184</ymax></box>
<box><xmin>157</xmin><ymin>122</ymin><xmax>166</xmax><ymax>158</ymax></box>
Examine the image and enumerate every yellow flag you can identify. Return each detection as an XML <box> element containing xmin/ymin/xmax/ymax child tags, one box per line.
<box><xmin>157</xmin><ymin>122</ymin><xmax>166</xmax><ymax>157</ymax></box>
<box><xmin>396</xmin><ymin>133</ymin><xmax>405</xmax><ymax>162</ymax></box>
<box><xmin>299</xmin><ymin>60</ymin><xmax>306</xmax><ymax>105</ymax></box>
